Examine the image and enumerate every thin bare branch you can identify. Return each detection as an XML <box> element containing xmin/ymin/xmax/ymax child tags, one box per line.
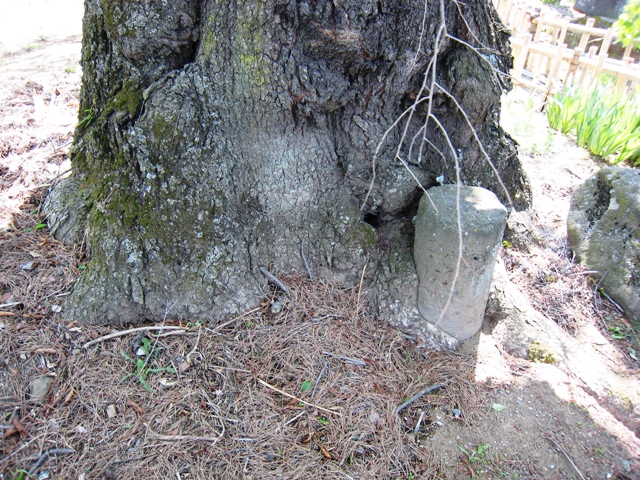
<box><xmin>396</xmin><ymin>381</ymin><xmax>450</xmax><ymax>414</ymax></box>
<box><xmin>257</xmin><ymin>378</ymin><xmax>343</xmax><ymax>417</ymax></box>
<box><xmin>82</xmin><ymin>326</ymin><xmax>187</xmax><ymax>349</ymax></box>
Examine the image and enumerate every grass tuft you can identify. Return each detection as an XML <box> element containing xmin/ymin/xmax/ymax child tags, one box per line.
<box><xmin>546</xmin><ymin>82</ymin><xmax>640</xmax><ymax>166</ymax></box>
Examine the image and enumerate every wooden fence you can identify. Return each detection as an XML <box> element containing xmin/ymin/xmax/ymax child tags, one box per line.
<box><xmin>492</xmin><ymin>0</ymin><xmax>640</xmax><ymax>95</ymax></box>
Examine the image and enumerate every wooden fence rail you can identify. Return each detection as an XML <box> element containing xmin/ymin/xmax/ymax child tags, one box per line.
<box><xmin>492</xmin><ymin>0</ymin><xmax>640</xmax><ymax>95</ymax></box>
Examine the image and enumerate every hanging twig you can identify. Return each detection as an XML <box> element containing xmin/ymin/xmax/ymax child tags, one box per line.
<box><xmin>259</xmin><ymin>267</ymin><xmax>289</xmax><ymax>294</ymax></box>
<box><xmin>301</xmin><ymin>240</ymin><xmax>313</xmax><ymax>281</ymax></box>
<box><xmin>354</xmin><ymin>257</ymin><xmax>369</xmax><ymax>319</ymax></box>
<box><xmin>396</xmin><ymin>381</ymin><xmax>450</xmax><ymax>414</ymax></box>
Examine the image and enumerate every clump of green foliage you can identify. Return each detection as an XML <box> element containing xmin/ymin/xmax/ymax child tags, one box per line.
<box><xmin>614</xmin><ymin>0</ymin><xmax>640</xmax><ymax>49</ymax></box>
<box><xmin>546</xmin><ymin>82</ymin><xmax>640</xmax><ymax>166</ymax></box>
<box><xmin>120</xmin><ymin>337</ymin><xmax>175</xmax><ymax>392</ymax></box>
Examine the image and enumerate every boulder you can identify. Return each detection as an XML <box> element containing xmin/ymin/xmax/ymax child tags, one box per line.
<box><xmin>573</xmin><ymin>0</ymin><xmax>628</xmax><ymax>21</ymax></box>
<box><xmin>413</xmin><ymin>185</ymin><xmax>507</xmax><ymax>341</ymax></box>
<box><xmin>567</xmin><ymin>167</ymin><xmax>640</xmax><ymax>329</ymax></box>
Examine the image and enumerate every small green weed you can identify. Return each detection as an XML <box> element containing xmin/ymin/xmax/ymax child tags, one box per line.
<box><xmin>10</xmin><ymin>470</ymin><xmax>32</xmax><ymax>480</ymax></box>
<box><xmin>317</xmin><ymin>416</ymin><xmax>330</xmax><ymax>425</ymax></box>
<box><xmin>119</xmin><ymin>338</ymin><xmax>175</xmax><ymax>392</ymax></box>
<box><xmin>609</xmin><ymin>326</ymin><xmax>627</xmax><ymax>340</ymax></box>
<box><xmin>457</xmin><ymin>443</ymin><xmax>490</xmax><ymax>464</ymax></box>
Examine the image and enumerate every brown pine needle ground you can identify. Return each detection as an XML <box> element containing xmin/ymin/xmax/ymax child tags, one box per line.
<box><xmin>2</xmin><ymin>274</ymin><xmax>485</xmax><ymax>479</ymax></box>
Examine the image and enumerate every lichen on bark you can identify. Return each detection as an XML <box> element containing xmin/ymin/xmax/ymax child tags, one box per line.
<box><xmin>48</xmin><ymin>0</ymin><xmax>531</xmax><ymax>326</ymax></box>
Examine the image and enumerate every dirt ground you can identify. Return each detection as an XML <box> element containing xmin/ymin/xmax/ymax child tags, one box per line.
<box><xmin>1</xmin><ymin>2</ymin><xmax>639</xmax><ymax>479</ymax></box>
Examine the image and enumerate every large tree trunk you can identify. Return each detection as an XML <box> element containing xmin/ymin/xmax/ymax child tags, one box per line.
<box><xmin>47</xmin><ymin>0</ymin><xmax>530</xmax><ymax>327</ymax></box>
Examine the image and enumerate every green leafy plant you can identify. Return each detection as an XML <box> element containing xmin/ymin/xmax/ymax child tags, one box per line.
<box><xmin>609</xmin><ymin>326</ymin><xmax>627</xmax><ymax>340</ymax></box>
<box><xmin>614</xmin><ymin>0</ymin><xmax>640</xmax><ymax>49</ymax></box>
<box><xmin>317</xmin><ymin>416</ymin><xmax>330</xmax><ymax>425</ymax></box>
<box><xmin>458</xmin><ymin>443</ymin><xmax>490</xmax><ymax>473</ymax></box>
<box><xmin>119</xmin><ymin>338</ymin><xmax>175</xmax><ymax>392</ymax></box>
<box><xmin>10</xmin><ymin>470</ymin><xmax>32</xmax><ymax>480</ymax></box>
<box><xmin>300</xmin><ymin>380</ymin><xmax>312</xmax><ymax>392</ymax></box>
<box><xmin>546</xmin><ymin>82</ymin><xmax>640</xmax><ymax>166</ymax></box>
<box><xmin>34</xmin><ymin>222</ymin><xmax>47</xmax><ymax>230</ymax></box>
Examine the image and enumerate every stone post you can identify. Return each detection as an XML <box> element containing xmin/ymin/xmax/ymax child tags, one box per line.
<box><xmin>414</xmin><ymin>185</ymin><xmax>508</xmax><ymax>341</ymax></box>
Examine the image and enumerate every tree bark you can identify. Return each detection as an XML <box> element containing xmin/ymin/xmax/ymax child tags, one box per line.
<box><xmin>48</xmin><ymin>0</ymin><xmax>531</xmax><ymax>325</ymax></box>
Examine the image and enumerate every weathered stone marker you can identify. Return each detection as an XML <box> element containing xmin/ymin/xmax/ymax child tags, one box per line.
<box><xmin>414</xmin><ymin>185</ymin><xmax>508</xmax><ymax>341</ymax></box>
<box><xmin>568</xmin><ymin>167</ymin><xmax>640</xmax><ymax>330</ymax></box>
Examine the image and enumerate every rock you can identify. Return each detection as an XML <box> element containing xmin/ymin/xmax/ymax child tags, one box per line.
<box><xmin>413</xmin><ymin>185</ymin><xmax>508</xmax><ymax>341</ymax></box>
<box><xmin>567</xmin><ymin>167</ymin><xmax>640</xmax><ymax>329</ymax></box>
<box><xmin>106</xmin><ymin>404</ymin><xmax>118</xmax><ymax>418</ymax></box>
<box><xmin>30</xmin><ymin>375</ymin><xmax>54</xmax><ymax>403</ymax></box>
<box><xmin>573</xmin><ymin>0</ymin><xmax>627</xmax><ymax>21</ymax></box>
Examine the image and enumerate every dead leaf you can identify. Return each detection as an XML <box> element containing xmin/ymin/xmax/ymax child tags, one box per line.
<box><xmin>0</xmin><ymin>311</ymin><xmax>17</xmax><ymax>317</ymax></box>
<box><xmin>373</xmin><ymin>382</ymin><xmax>388</xmax><ymax>395</ymax></box>
<box><xmin>317</xmin><ymin>442</ymin><xmax>333</xmax><ymax>460</ymax></box>
<box><xmin>12</xmin><ymin>418</ymin><xmax>28</xmax><ymax>436</ymax></box>
<box><xmin>33</xmin><ymin>347</ymin><xmax>58</xmax><ymax>354</ymax></box>
<box><xmin>327</xmin><ymin>386</ymin><xmax>340</xmax><ymax>397</ymax></box>
<box><xmin>3</xmin><ymin>426</ymin><xmax>19</xmax><ymax>439</ymax></box>
<box><xmin>300</xmin><ymin>432</ymin><xmax>315</xmax><ymax>443</ymax></box>
<box><xmin>127</xmin><ymin>399</ymin><xmax>144</xmax><ymax>415</ymax></box>
<box><xmin>178</xmin><ymin>361</ymin><xmax>191</xmax><ymax>374</ymax></box>
<box><xmin>64</xmin><ymin>389</ymin><xmax>76</xmax><ymax>404</ymax></box>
